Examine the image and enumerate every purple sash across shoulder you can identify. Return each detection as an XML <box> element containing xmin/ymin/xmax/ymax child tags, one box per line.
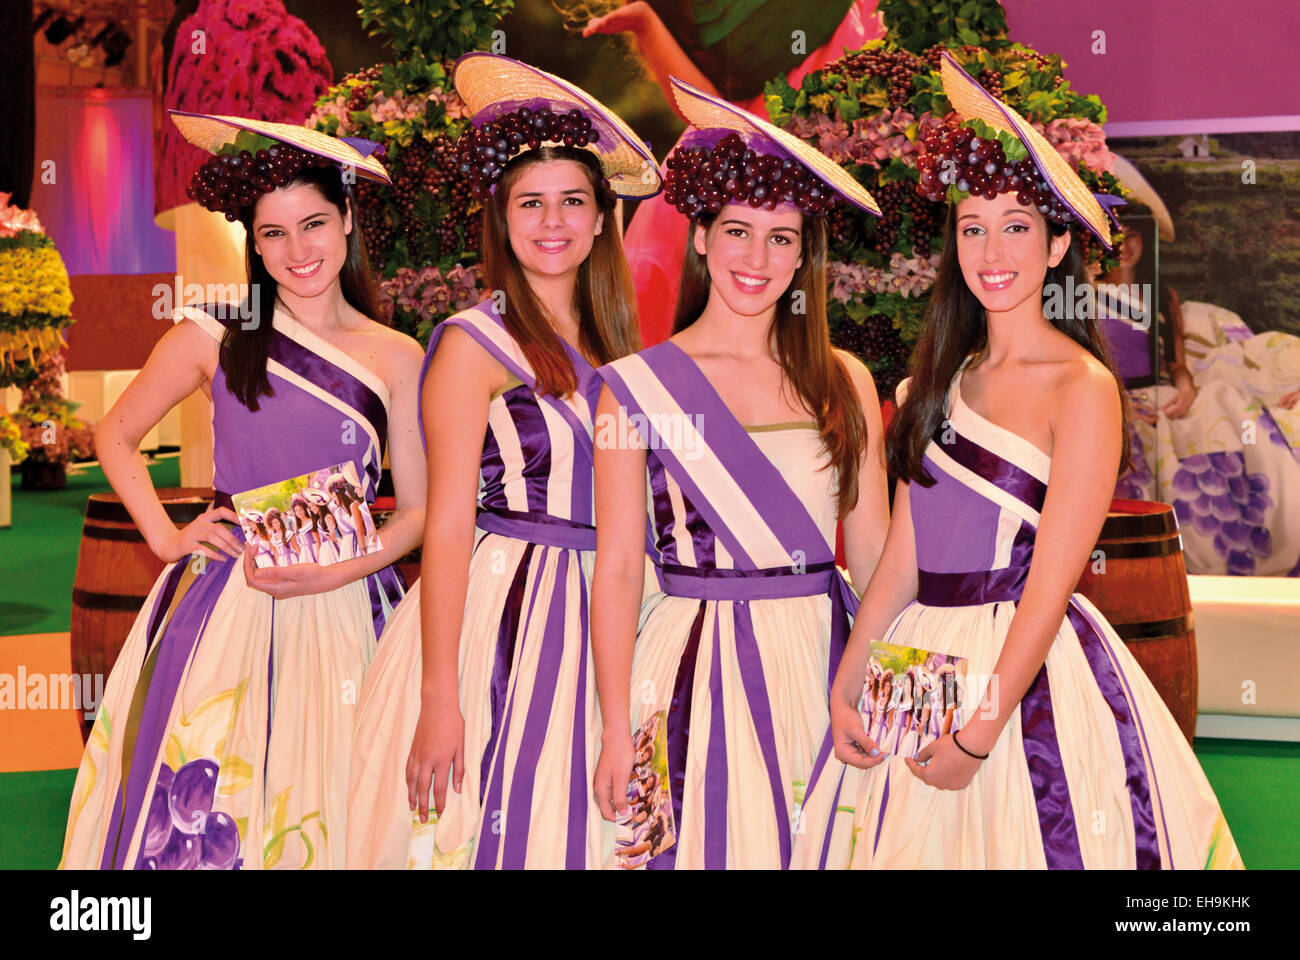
<box><xmin>597</xmin><ymin>341</ymin><xmax>859</xmax><ymax>869</ymax></box>
<box><xmin>101</xmin><ymin>302</ymin><xmax>406</xmax><ymax>870</ymax></box>
<box><xmin>419</xmin><ymin>300</ymin><xmax>600</xmax><ymax>549</ymax></box>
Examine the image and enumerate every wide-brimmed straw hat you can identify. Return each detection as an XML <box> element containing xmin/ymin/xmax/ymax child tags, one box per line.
<box><xmin>168</xmin><ymin>110</ymin><xmax>392</xmax><ymax>185</ymax></box>
<box><xmin>453</xmin><ymin>52</ymin><xmax>661</xmax><ymax>199</ymax></box>
<box><xmin>939</xmin><ymin>52</ymin><xmax>1118</xmax><ymax>247</ymax></box>
<box><xmin>1108</xmin><ymin>153</ymin><xmax>1173</xmax><ymax>243</ymax></box>
<box><xmin>668</xmin><ymin>76</ymin><xmax>881</xmax><ymax>216</ymax></box>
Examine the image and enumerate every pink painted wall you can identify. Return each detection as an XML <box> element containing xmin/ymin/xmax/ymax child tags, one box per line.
<box><xmin>1003</xmin><ymin>0</ymin><xmax>1300</xmax><ymax>132</ymax></box>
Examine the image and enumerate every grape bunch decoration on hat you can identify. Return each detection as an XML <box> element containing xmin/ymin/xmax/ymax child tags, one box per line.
<box><xmin>455</xmin><ymin>106</ymin><xmax>603</xmax><ymax>201</ymax></box>
<box><xmin>915</xmin><ymin>119</ymin><xmax>1074</xmax><ymax>225</ymax></box>
<box><xmin>186</xmin><ymin>131</ymin><xmax>340</xmax><ymax>222</ymax></box>
<box><xmin>663</xmin><ymin>132</ymin><xmax>842</xmax><ymax>219</ymax></box>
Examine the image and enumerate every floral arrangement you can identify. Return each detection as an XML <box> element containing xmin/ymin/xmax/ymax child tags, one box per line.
<box><xmin>14</xmin><ymin>350</ymin><xmax>95</xmax><ymax>473</ymax></box>
<box><xmin>0</xmin><ymin>410</ymin><xmax>28</xmax><ymax>463</ymax></box>
<box><xmin>155</xmin><ymin>0</ymin><xmax>334</xmax><ymax>217</ymax></box>
<box><xmin>308</xmin><ymin>0</ymin><xmax>515</xmax><ymax>343</ymax></box>
<box><xmin>0</xmin><ymin>193</ymin><xmax>74</xmax><ymax>388</ymax></box>
<box><xmin>765</xmin><ymin>4</ymin><xmax>1124</xmax><ymax>398</ymax></box>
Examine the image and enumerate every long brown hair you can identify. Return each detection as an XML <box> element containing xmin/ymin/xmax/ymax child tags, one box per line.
<box><xmin>224</xmin><ymin>163</ymin><xmax>385</xmax><ymax>411</ymax></box>
<box><xmin>887</xmin><ymin>205</ymin><xmax>1131</xmax><ymax>484</ymax></box>
<box><xmin>481</xmin><ymin>146</ymin><xmax>639</xmax><ymax>397</ymax></box>
<box><xmin>673</xmin><ymin>214</ymin><xmax>867</xmax><ymax>517</ymax></box>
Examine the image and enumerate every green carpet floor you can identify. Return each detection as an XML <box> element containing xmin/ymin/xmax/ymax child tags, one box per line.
<box><xmin>0</xmin><ymin>457</ymin><xmax>1295</xmax><ymax>870</ymax></box>
<box><xmin>0</xmin><ymin>457</ymin><xmax>180</xmax><ymax>636</ymax></box>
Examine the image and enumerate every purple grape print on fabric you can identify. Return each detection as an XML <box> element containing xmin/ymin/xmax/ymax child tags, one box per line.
<box><xmin>134</xmin><ymin>759</ymin><xmax>244</xmax><ymax>870</ymax></box>
<box><xmin>1171</xmin><ymin>452</ymin><xmax>1273</xmax><ymax>575</ymax></box>
<box><xmin>1116</xmin><ymin>424</ymin><xmax>1151</xmax><ymax>500</ymax></box>
<box><xmin>1258</xmin><ymin>408</ymin><xmax>1300</xmax><ymax>465</ymax></box>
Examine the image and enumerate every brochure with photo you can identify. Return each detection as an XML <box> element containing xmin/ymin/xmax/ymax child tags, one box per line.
<box><xmin>232</xmin><ymin>462</ymin><xmax>381</xmax><ymax>569</ymax></box>
<box><xmin>613</xmin><ymin>710</ymin><xmax>676</xmax><ymax>868</ymax></box>
<box><xmin>859</xmin><ymin>640</ymin><xmax>968</xmax><ymax>759</ymax></box>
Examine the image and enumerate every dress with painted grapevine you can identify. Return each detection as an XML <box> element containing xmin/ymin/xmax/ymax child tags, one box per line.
<box><xmin>60</xmin><ymin>302</ymin><xmax>406</xmax><ymax>870</ymax></box>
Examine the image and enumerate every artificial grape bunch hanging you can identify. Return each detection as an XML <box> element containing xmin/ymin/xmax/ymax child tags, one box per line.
<box><xmin>354</xmin><ymin>178</ymin><xmax>395</xmax><ymax>265</ymax></box>
<box><xmin>915</xmin><ymin>123</ymin><xmax>1075</xmax><ymax>224</ymax></box>
<box><xmin>186</xmin><ymin>145</ymin><xmax>336</xmax><ymax>222</ymax></box>
<box><xmin>828</xmin><ymin>47</ymin><xmax>929</xmax><ymax>108</ymax></box>
<box><xmin>829</xmin><ymin>312</ymin><xmax>909</xmax><ymax>398</ymax></box>
<box><xmin>664</xmin><ymin>132</ymin><xmax>842</xmax><ymax>219</ymax></box>
<box><xmin>905</xmin><ymin>187</ymin><xmax>943</xmax><ymax>254</ymax></box>
<box><xmin>455</xmin><ymin>106</ymin><xmax>602</xmax><ymax>201</ymax></box>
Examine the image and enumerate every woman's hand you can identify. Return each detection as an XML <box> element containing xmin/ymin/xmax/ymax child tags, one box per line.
<box><xmin>593</xmin><ymin>728</ymin><xmax>635</xmax><ymax>821</ymax></box>
<box><xmin>241</xmin><ymin>544</ymin><xmax>341</xmax><ymax>598</ymax></box>
<box><xmin>1162</xmin><ymin>377</ymin><xmax>1197</xmax><ymax>419</ymax></box>
<box><xmin>1131</xmin><ymin>398</ymin><xmax>1159</xmax><ymax>426</ymax></box>
<box><xmin>406</xmin><ymin>695</ymin><xmax>465</xmax><ymax>823</ymax></box>
<box><xmin>830</xmin><ymin>692</ymin><xmax>885</xmax><ymax>770</ymax></box>
<box><xmin>583</xmin><ymin>0</ymin><xmax>651</xmax><ymax>37</ymax></box>
<box><xmin>905</xmin><ymin>733</ymin><xmax>982</xmax><ymax>790</ymax></box>
<box><xmin>151</xmin><ymin>505</ymin><xmax>243</xmax><ymax>564</ymax></box>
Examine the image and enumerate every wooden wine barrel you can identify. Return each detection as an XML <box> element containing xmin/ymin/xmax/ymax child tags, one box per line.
<box><xmin>1075</xmin><ymin>498</ymin><xmax>1197</xmax><ymax>744</ymax></box>
<box><xmin>371</xmin><ymin>497</ymin><xmax>422</xmax><ymax>586</ymax></box>
<box><xmin>71</xmin><ymin>487</ymin><xmax>214</xmax><ymax>741</ymax></box>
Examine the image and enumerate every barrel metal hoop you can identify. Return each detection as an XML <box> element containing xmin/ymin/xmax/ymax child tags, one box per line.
<box><xmin>1108</xmin><ymin>613</ymin><xmax>1195</xmax><ymax>642</ymax></box>
<box><xmin>1095</xmin><ymin>537</ymin><xmax>1182</xmax><ymax>559</ymax></box>
<box><xmin>80</xmin><ymin>526</ymin><xmax>147</xmax><ymax>542</ymax></box>
<box><xmin>1098</xmin><ymin>510</ymin><xmax>1178</xmax><ymax>539</ymax></box>
<box><xmin>72</xmin><ymin>588</ymin><xmax>151</xmax><ymax>611</ymax></box>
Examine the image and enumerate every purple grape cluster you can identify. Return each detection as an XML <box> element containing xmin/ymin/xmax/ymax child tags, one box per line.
<box><xmin>455</xmin><ymin>105</ymin><xmax>601</xmax><ymax>201</ymax></box>
<box><xmin>831</xmin><ymin>313</ymin><xmax>908</xmax><ymax>399</ymax></box>
<box><xmin>186</xmin><ymin>145</ymin><xmax>337</xmax><ymax>222</ymax></box>
<box><xmin>827</xmin><ymin>47</ymin><xmax>929</xmax><ymax>108</ymax></box>
<box><xmin>135</xmin><ymin>759</ymin><xmax>243</xmax><ymax>870</ymax></box>
<box><xmin>664</xmin><ymin>131</ymin><xmax>842</xmax><ymax>219</ymax></box>
<box><xmin>1170</xmin><ymin>451</ymin><xmax>1273</xmax><ymax>576</ymax></box>
<box><xmin>916</xmin><ymin>123</ymin><xmax>1073</xmax><ymax>224</ymax></box>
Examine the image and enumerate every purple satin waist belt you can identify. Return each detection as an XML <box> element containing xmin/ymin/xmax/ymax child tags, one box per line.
<box><xmin>476</xmin><ymin>507</ymin><xmax>596</xmax><ymax>551</ymax></box>
<box><xmin>660</xmin><ymin>560</ymin><xmax>837</xmax><ymax>601</ymax></box>
<box><xmin>916</xmin><ymin>564</ymin><xmax>1030</xmax><ymax>606</ymax></box>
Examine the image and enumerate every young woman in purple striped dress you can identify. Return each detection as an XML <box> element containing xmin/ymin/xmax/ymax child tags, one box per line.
<box><xmin>346</xmin><ymin>55</ymin><xmax>662</xmax><ymax>869</ymax></box>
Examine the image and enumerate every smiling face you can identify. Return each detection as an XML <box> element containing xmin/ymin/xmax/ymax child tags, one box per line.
<box><xmin>503</xmin><ymin>159</ymin><xmax>603</xmax><ymax>284</ymax></box>
<box><xmin>251</xmin><ymin>182</ymin><xmax>351</xmax><ymax>297</ymax></box>
<box><xmin>954</xmin><ymin>194</ymin><xmax>1071</xmax><ymax>316</ymax></box>
<box><xmin>694</xmin><ymin>203</ymin><xmax>804</xmax><ymax>319</ymax></box>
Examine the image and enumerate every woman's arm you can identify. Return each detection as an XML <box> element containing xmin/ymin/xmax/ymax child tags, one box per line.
<box><xmin>97</xmin><ymin>318</ymin><xmax>242</xmax><ymax>563</ymax></box>
<box><xmin>835</xmin><ymin>350</ymin><xmax>889</xmax><ymax>591</ymax></box>
<box><xmin>408</xmin><ymin>325</ymin><xmax>503</xmax><ymax>821</ymax></box>
<box><xmin>911</xmin><ymin>362</ymin><xmax>1121</xmax><ymax>788</ymax></box>
<box><xmin>583</xmin><ymin>1</ymin><xmax>720</xmax><ymax>123</ymax></box>
<box><xmin>591</xmin><ymin>382</ymin><xmax>650</xmax><ymax>820</ymax></box>
<box><xmin>829</xmin><ymin>476</ymin><xmax>920</xmax><ymax>768</ymax></box>
<box><xmin>1161</xmin><ymin>286</ymin><xmax>1196</xmax><ymax>418</ymax></box>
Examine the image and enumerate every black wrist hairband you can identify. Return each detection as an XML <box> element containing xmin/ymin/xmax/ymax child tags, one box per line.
<box><xmin>952</xmin><ymin>729</ymin><xmax>988</xmax><ymax>760</ymax></box>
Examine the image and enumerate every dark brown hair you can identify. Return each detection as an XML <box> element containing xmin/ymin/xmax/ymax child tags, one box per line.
<box><xmin>223</xmin><ymin>163</ymin><xmax>385</xmax><ymax>411</ymax></box>
<box><xmin>480</xmin><ymin>146</ymin><xmax>639</xmax><ymax>396</ymax></box>
<box><xmin>673</xmin><ymin>213</ymin><xmax>868</xmax><ymax>517</ymax></box>
<box><xmin>887</xmin><ymin>205</ymin><xmax>1131</xmax><ymax>484</ymax></box>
